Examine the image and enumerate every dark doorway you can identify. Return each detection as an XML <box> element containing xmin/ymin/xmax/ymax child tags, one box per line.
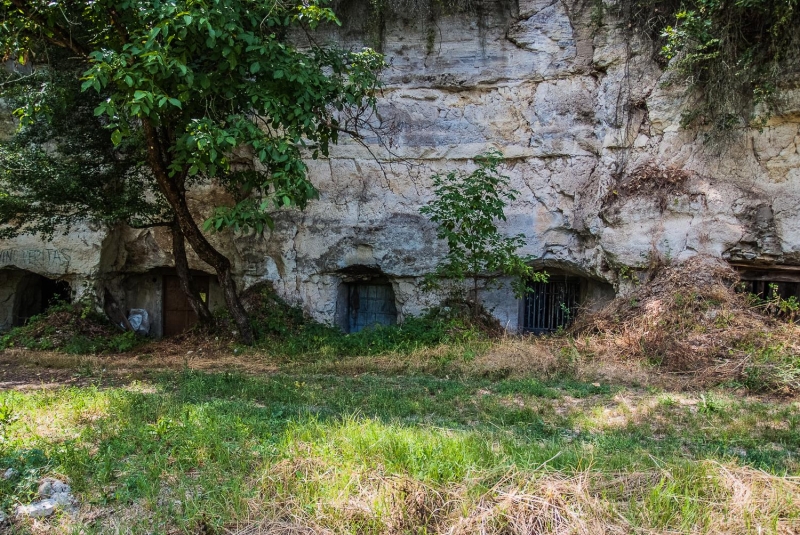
<box><xmin>739</xmin><ymin>280</ymin><xmax>800</xmax><ymax>301</ymax></box>
<box><xmin>14</xmin><ymin>274</ymin><xmax>71</xmax><ymax>327</ymax></box>
<box><xmin>521</xmin><ymin>276</ymin><xmax>581</xmax><ymax>334</ymax></box>
<box><xmin>733</xmin><ymin>264</ymin><xmax>800</xmax><ymax>302</ymax></box>
<box><xmin>345</xmin><ymin>282</ymin><xmax>397</xmax><ymax>333</ymax></box>
<box><xmin>163</xmin><ymin>274</ymin><xmax>210</xmax><ymax>337</ymax></box>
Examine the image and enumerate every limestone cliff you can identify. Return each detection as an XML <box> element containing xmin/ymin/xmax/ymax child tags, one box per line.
<box><xmin>1</xmin><ymin>0</ymin><xmax>798</xmax><ymax>330</ymax></box>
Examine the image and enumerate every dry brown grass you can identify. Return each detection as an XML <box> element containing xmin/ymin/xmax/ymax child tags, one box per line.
<box><xmin>0</xmin><ymin>332</ymin><xmax>279</xmax><ymax>389</ymax></box>
<box><xmin>571</xmin><ymin>256</ymin><xmax>800</xmax><ymax>392</ymax></box>
<box><xmin>222</xmin><ymin>462</ymin><xmax>800</xmax><ymax>535</ymax></box>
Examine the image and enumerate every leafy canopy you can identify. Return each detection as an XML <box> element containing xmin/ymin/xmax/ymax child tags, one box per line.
<box><xmin>1</xmin><ymin>0</ymin><xmax>385</xmax><ymax>233</ymax></box>
<box><xmin>420</xmin><ymin>150</ymin><xmax>545</xmax><ymax>297</ymax></box>
<box><xmin>0</xmin><ymin>62</ymin><xmax>167</xmax><ymax>239</ymax></box>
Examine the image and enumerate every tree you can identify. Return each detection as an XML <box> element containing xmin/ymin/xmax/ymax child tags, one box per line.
<box><xmin>0</xmin><ymin>56</ymin><xmax>215</xmax><ymax>326</ymax></box>
<box><xmin>419</xmin><ymin>150</ymin><xmax>546</xmax><ymax>315</ymax></box>
<box><xmin>0</xmin><ymin>0</ymin><xmax>385</xmax><ymax>343</ymax></box>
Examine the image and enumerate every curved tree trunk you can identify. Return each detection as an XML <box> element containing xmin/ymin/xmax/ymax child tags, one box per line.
<box><xmin>142</xmin><ymin>121</ymin><xmax>255</xmax><ymax>344</ymax></box>
<box><xmin>171</xmin><ymin>221</ymin><xmax>215</xmax><ymax>327</ymax></box>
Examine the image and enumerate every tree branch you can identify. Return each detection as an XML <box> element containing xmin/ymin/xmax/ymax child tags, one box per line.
<box><xmin>9</xmin><ymin>0</ymin><xmax>90</xmax><ymax>57</ymax></box>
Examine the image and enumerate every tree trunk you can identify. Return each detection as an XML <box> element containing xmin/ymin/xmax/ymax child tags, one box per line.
<box><xmin>473</xmin><ymin>275</ymin><xmax>479</xmax><ymax>318</ymax></box>
<box><xmin>171</xmin><ymin>221</ymin><xmax>215</xmax><ymax>327</ymax></box>
<box><xmin>142</xmin><ymin>121</ymin><xmax>255</xmax><ymax>344</ymax></box>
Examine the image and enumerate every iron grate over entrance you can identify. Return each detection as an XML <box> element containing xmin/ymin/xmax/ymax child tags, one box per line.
<box><xmin>347</xmin><ymin>283</ymin><xmax>397</xmax><ymax>333</ymax></box>
<box><xmin>522</xmin><ymin>278</ymin><xmax>581</xmax><ymax>334</ymax></box>
<box><xmin>739</xmin><ymin>279</ymin><xmax>800</xmax><ymax>301</ymax></box>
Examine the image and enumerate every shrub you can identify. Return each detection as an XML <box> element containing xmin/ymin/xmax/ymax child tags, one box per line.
<box><xmin>0</xmin><ymin>301</ymin><xmax>145</xmax><ymax>354</ymax></box>
<box><xmin>239</xmin><ymin>282</ymin><xmax>491</xmax><ymax>359</ymax></box>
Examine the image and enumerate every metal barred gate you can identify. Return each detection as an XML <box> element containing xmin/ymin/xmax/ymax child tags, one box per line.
<box><xmin>522</xmin><ymin>278</ymin><xmax>581</xmax><ymax>334</ymax></box>
<box><xmin>347</xmin><ymin>283</ymin><xmax>398</xmax><ymax>333</ymax></box>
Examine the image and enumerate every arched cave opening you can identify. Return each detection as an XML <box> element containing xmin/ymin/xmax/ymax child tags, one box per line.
<box><xmin>518</xmin><ymin>270</ymin><xmax>614</xmax><ymax>334</ymax></box>
<box><xmin>520</xmin><ymin>274</ymin><xmax>581</xmax><ymax>334</ymax></box>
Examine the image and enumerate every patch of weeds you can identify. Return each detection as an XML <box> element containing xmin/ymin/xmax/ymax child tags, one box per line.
<box><xmin>632</xmin><ymin>462</ymin><xmax>724</xmax><ymax>532</ymax></box>
<box><xmin>0</xmin><ymin>448</ymin><xmax>50</xmax><ymax>512</ymax></box>
<box><xmin>698</xmin><ymin>393</ymin><xmax>723</xmax><ymax>414</ymax></box>
<box><xmin>553</xmin><ymin>378</ymin><xmax>613</xmax><ymax>398</ymax></box>
<box><xmin>0</xmin><ymin>301</ymin><xmax>146</xmax><ymax>355</ymax></box>
<box><xmin>492</xmin><ymin>379</ymin><xmax>561</xmax><ymax>399</ymax></box>
<box><xmin>741</xmin><ymin>342</ymin><xmax>800</xmax><ymax>394</ymax></box>
<box><xmin>658</xmin><ymin>395</ymin><xmax>677</xmax><ymax>407</ymax></box>
<box><xmin>241</xmin><ymin>283</ymin><xmax>491</xmax><ymax>360</ymax></box>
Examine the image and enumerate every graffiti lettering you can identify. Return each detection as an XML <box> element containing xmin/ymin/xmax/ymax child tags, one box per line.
<box><xmin>0</xmin><ymin>248</ymin><xmax>72</xmax><ymax>268</ymax></box>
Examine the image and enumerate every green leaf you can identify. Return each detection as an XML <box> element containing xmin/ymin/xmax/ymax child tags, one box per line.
<box><xmin>111</xmin><ymin>129</ymin><xmax>123</xmax><ymax>145</ymax></box>
<box><xmin>250</xmin><ymin>62</ymin><xmax>261</xmax><ymax>74</ymax></box>
<box><xmin>168</xmin><ymin>97</ymin><xmax>182</xmax><ymax>108</ymax></box>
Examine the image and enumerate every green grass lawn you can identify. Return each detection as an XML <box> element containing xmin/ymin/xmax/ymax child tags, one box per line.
<box><xmin>2</xmin><ymin>367</ymin><xmax>799</xmax><ymax>534</ymax></box>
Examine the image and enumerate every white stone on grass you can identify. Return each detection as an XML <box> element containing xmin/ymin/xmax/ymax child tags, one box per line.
<box><xmin>14</xmin><ymin>478</ymin><xmax>76</xmax><ymax>519</ymax></box>
<box><xmin>38</xmin><ymin>477</ymin><xmax>71</xmax><ymax>497</ymax></box>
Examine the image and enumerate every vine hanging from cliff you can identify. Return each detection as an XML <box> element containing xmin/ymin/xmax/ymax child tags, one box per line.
<box><xmin>660</xmin><ymin>0</ymin><xmax>800</xmax><ymax>135</ymax></box>
<box><xmin>602</xmin><ymin>0</ymin><xmax>799</xmax><ymax>138</ymax></box>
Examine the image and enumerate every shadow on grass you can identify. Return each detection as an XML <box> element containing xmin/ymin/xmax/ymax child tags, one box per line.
<box><xmin>1</xmin><ymin>369</ymin><xmax>799</xmax><ymax>532</ymax></box>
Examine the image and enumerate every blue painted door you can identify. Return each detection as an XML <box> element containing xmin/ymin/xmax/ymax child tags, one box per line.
<box><xmin>347</xmin><ymin>283</ymin><xmax>397</xmax><ymax>333</ymax></box>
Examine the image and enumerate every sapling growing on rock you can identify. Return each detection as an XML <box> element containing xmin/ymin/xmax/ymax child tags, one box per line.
<box><xmin>420</xmin><ymin>149</ymin><xmax>546</xmax><ymax>316</ymax></box>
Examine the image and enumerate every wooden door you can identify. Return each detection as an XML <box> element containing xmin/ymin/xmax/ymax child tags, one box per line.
<box><xmin>163</xmin><ymin>275</ymin><xmax>209</xmax><ymax>337</ymax></box>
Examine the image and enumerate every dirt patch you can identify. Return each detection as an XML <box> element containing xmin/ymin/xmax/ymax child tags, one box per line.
<box><xmin>0</xmin><ymin>334</ymin><xmax>278</xmax><ymax>390</ymax></box>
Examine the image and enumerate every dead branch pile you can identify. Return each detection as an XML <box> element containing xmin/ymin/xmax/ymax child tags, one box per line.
<box><xmin>604</xmin><ymin>163</ymin><xmax>693</xmax><ymax>212</ymax></box>
<box><xmin>571</xmin><ymin>256</ymin><xmax>800</xmax><ymax>392</ymax></box>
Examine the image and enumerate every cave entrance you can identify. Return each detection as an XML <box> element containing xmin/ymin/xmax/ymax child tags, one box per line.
<box><xmin>344</xmin><ymin>282</ymin><xmax>398</xmax><ymax>333</ymax></box>
<box><xmin>732</xmin><ymin>264</ymin><xmax>800</xmax><ymax>302</ymax></box>
<box><xmin>335</xmin><ymin>266</ymin><xmax>398</xmax><ymax>333</ymax></box>
<box><xmin>13</xmin><ymin>272</ymin><xmax>71</xmax><ymax>327</ymax></box>
<box><xmin>521</xmin><ymin>275</ymin><xmax>581</xmax><ymax>334</ymax></box>
<box><xmin>740</xmin><ymin>280</ymin><xmax>800</xmax><ymax>301</ymax></box>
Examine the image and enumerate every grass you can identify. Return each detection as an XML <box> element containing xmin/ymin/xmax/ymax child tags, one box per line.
<box><xmin>2</xmin><ymin>266</ymin><xmax>800</xmax><ymax>532</ymax></box>
<box><xmin>1</xmin><ymin>367</ymin><xmax>799</xmax><ymax>534</ymax></box>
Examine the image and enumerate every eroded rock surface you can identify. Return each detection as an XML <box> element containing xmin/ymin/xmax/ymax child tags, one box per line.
<box><xmin>1</xmin><ymin>0</ymin><xmax>798</xmax><ymax>329</ymax></box>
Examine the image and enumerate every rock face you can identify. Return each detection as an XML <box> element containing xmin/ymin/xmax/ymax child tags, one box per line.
<box><xmin>1</xmin><ymin>0</ymin><xmax>799</xmax><ymax>331</ymax></box>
